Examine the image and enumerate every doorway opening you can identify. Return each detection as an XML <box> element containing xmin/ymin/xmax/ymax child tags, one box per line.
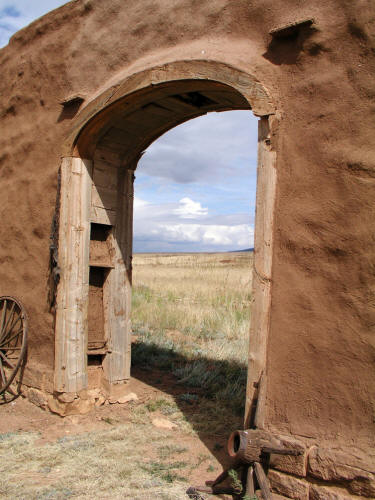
<box><xmin>54</xmin><ymin>64</ymin><xmax>277</xmax><ymax>433</ymax></box>
<box><xmin>130</xmin><ymin>110</ymin><xmax>258</xmax><ymax>439</ymax></box>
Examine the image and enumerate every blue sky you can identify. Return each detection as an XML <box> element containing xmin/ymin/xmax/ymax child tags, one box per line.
<box><xmin>0</xmin><ymin>1</ymin><xmax>67</xmax><ymax>46</ymax></box>
<box><xmin>135</xmin><ymin>112</ymin><xmax>258</xmax><ymax>252</ymax></box>
<box><xmin>0</xmin><ymin>1</ymin><xmax>258</xmax><ymax>253</ymax></box>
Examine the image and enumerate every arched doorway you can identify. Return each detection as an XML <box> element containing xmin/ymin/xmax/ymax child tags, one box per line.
<box><xmin>54</xmin><ymin>61</ymin><xmax>277</xmax><ymax>426</ymax></box>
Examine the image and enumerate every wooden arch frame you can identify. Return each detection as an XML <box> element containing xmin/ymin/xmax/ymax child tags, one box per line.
<box><xmin>54</xmin><ymin>59</ymin><xmax>277</xmax><ymax>425</ymax></box>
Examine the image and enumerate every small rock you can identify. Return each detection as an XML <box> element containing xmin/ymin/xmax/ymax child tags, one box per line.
<box><xmin>151</xmin><ymin>417</ymin><xmax>177</xmax><ymax>430</ymax></box>
<box><xmin>27</xmin><ymin>388</ymin><xmax>48</xmax><ymax>408</ymax></box>
<box><xmin>95</xmin><ymin>395</ymin><xmax>106</xmax><ymax>407</ymax></box>
<box><xmin>117</xmin><ymin>392</ymin><xmax>138</xmax><ymax>404</ymax></box>
<box><xmin>87</xmin><ymin>389</ymin><xmax>101</xmax><ymax>399</ymax></box>
<box><xmin>57</xmin><ymin>392</ymin><xmax>77</xmax><ymax>404</ymax></box>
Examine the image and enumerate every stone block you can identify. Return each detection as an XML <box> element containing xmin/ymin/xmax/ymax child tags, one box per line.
<box><xmin>117</xmin><ymin>392</ymin><xmax>138</xmax><ymax>404</ymax></box>
<box><xmin>349</xmin><ymin>477</ymin><xmax>375</xmax><ymax>498</ymax></box>
<box><xmin>308</xmin><ymin>446</ymin><xmax>374</xmax><ymax>482</ymax></box>
<box><xmin>48</xmin><ymin>395</ymin><xmax>94</xmax><ymax>416</ymax></box>
<box><xmin>56</xmin><ymin>391</ymin><xmax>77</xmax><ymax>403</ymax></box>
<box><xmin>27</xmin><ymin>388</ymin><xmax>48</xmax><ymax>409</ymax></box>
<box><xmin>269</xmin><ymin>434</ymin><xmax>308</xmax><ymax>477</ymax></box>
<box><xmin>95</xmin><ymin>395</ymin><xmax>106</xmax><ymax>407</ymax></box>
<box><xmin>309</xmin><ymin>484</ymin><xmax>352</xmax><ymax>500</ymax></box>
<box><xmin>308</xmin><ymin>447</ymin><xmax>375</xmax><ymax>497</ymax></box>
<box><xmin>268</xmin><ymin>469</ymin><xmax>309</xmax><ymax>500</ymax></box>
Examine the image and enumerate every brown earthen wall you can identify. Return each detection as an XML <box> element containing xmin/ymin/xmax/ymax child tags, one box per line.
<box><xmin>0</xmin><ymin>0</ymin><xmax>374</xmax><ymax>470</ymax></box>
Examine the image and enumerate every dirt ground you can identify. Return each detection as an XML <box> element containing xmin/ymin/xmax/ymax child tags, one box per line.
<box><xmin>1</xmin><ymin>367</ymin><xmax>234</xmax><ymax>499</ymax></box>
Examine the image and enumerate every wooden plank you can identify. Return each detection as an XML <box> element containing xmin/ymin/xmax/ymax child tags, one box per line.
<box><xmin>94</xmin><ymin>146</ymin><xmax>122</xmax><ymax>166</ymax></box>
<box><xmin>93</xmin><ymin>158</ymin><xmax>121</xmax><ymax>172</ymax></box>
<box><xmin>245</xmin><ymin>116</ymin><xmax>277</xmax><ymax>428</ymax></box>
<box><xmin>89</xmin><ymin>240</ymin><xmax>113</xmax><ymax>268</ymax></box>
<box><xmin>90</xmin><ymin>205</ymin><xmax>116</xmax><ymax>226</ymax></box>
<box><xmin>93</xmin><ymin>162</ymin><xmax>118</xmax><ymax>190</ymax></box>
<box><xmin>102</xmin><ymin>168</ymin><xmax>133</xmax><ymax>384</ymax></box>
<box><xmin>91</xmin><ymin>184</ymin><xmax>117</xmax><ymax>211</ymax></box>
<box><xmin>88</xmin><ymin>267</ymin><xmax>106</xmax><ymax>345</ymax></box>
<box><xmin>142</xmin><ymin>102</ymin><xmax>175</xmax><ymax>118</ymax></box>
<box><xmin>158</xmin><ymin>96</ymin><xmax>197</xmax><ymax>114</ymax></box>
<box><xmin>98</xmin><ymin>137</ymin><xmax>128</xmax><ymax>154</ymax></box>
<box><xmin>199</xmin><ymin>89</ymin><xmax>249</xmax><ymax>108</ymax></box>
<box><xmin>54</xmin><ymin>157</ymin><xmax>92</xmax><ymax>393</ymax></box>
<box><xmin>103</xmin><ymin>126</ymin><xmax>140</xmax><ymax>145</ymax></box>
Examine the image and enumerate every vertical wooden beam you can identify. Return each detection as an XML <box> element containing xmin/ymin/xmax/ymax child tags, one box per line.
<box><xmin>102</xmin><ymin>168</ymin><xmax>133</xmax><ymax>387</ymax></box>
<box><xmin>54</xmin><ymin>157</ymin><xmax>92</xmax><ymax>393</ymax></box>
<box><xmin>245</xmin><ymin>116</ymin><xmax>277</xmax><ymax>427</ymax></box>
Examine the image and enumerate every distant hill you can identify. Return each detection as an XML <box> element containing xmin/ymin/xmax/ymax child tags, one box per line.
<box><xmin>229</xmin><ymin>248</ymin><xmax>254</xmax><ymax>253</ymax></box>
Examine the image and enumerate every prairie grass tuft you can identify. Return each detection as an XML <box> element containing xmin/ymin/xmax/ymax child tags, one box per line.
<box><xmin>0</xmin><ymin>425</ymin><xmax>190</xmax><ymax>499</ymax></box>
<box><xmin>132</xmin><ymin>252</ymin><xmax>253</xmax><ymax>432</ymax></box>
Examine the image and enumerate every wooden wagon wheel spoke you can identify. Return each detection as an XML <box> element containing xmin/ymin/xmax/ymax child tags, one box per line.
<box><xmin>0</xmin><ymin>358</ymin><xmax>7</xmax><ymax>385</ymax></box>
<box><xmin>3</xmin><ymin>315</ymin><xmax>21</xmax><ymax>338</ymax></box>
<box><xmin>0</xmin><ymin>296</ymin><xmax>28</xmax><ymax>404</ymax></box>
<box><xmin>1</xmin><ymin>302</ymin><xmax>15</xmax><ymax>339</ymax></box>
<box><xmin>0</xmin><ymin>328</ymin><xmax>23</xmax><ymax>348</ymax></box>
<box><xmin>0</xmin><ymin>350</ymin><xmax>16</xmax><ymax>369</ymax></box>
<box><xmin>1</xmin><ymin>316</ymin><xmax>21</xmax><ymax>345</ymax></box>
<box><xmin>0</xmin><ymin>299</ymin><xmax>7</xmax><ymax>338</ymax></box>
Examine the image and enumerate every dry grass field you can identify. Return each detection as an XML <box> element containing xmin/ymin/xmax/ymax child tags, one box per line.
<box><xmin>1</xmin><ymin>252</ymin><xmax>253</xmax><ymax>499</ymax></box>
<box><xmin>131</xmin><ymin>252</ymin><xmax>253</xmax><ymax>430</ymax></box>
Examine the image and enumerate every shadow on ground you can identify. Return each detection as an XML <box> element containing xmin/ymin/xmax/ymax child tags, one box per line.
<box><xmin>131</xmin><ymin>338</ymin><xmax>247</xmax><ymax>472</ymax></box>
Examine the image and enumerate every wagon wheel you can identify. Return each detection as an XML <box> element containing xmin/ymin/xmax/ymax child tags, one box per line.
<box><xmin>0</xmin><ymin>296</ymin><xmax>28</xmax><ymax>404</ymax></box>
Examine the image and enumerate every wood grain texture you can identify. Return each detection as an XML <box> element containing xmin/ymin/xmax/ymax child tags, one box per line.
<box><xmin>102</xmin><ymin>168</ymin><xmax>133</xmax><ymax>384</ymax></box>
<box><xmin>54</xmin><ymin>157</ymin><xmax>92</xmax><ymax>393</ymax></box>
<box><xmin>245</xmin><ymin>116</ymin><xmax>277</xmax><ymax>427</ymax></box>
<box><xmin>254</xmin><ymin>462</ymin><xmax>272</xmax><ymax>500</ymax></box>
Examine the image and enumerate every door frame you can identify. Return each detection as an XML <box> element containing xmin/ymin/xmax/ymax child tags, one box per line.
<box><xmin>53</xmin><ymin>60</ymin><xmax>278</xmax><ymax>424</ymax></box>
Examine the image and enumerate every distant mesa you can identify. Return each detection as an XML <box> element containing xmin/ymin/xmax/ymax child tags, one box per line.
<box><xmin>230</xmin><ymin>247</ymin><xmax>254</xmax><ymax>253</ymax></box>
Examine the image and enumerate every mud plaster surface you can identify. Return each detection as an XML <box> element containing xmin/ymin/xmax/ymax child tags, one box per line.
<box><xmin>0</xmin><ymin>0</ymin><xmax>374</xmax><ymax>455</ymax></box>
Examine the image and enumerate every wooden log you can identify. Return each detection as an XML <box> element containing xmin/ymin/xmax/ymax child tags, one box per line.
<box><xmin>262</xmin><ymin>446</ymin><xmax>302</xmax><ymax>456</ymax></box>
<box><xmin>245</xmin><ymin>116</ymin><xmax>277</xmax><ymax>428</ymax></box>
<box><xmin>254</xmin><ymin>462</ymin><xmax>272</xmax><ymax>500</ymax></box>
<box><xmin>228</xmin><ymin>429</ymin><xmax>299</xmax><ymax>464</ymax></box>
<box><xmin>246</xmin><ymin>465</ymin><xmax>255</xmax><ymax>497</ymax></box>
<box><xmin>254</xmin><ymin>371</ymin><xmax>267</xmax><ymax>429</ymax></box>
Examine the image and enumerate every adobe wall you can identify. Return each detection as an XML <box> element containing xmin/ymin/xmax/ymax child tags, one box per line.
<box><xmin>0</xmin><ymin>0</ymin><xmax>374</xmax><ymax>495</ymax></box>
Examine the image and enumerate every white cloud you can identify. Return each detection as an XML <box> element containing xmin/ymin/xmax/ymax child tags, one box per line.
<box><xmin>134</xmin><ymin>197</ymin><xmax>149</xmax><ymax>210</ymax></box>
<box><xmin>152</xmin><ymin>223</ymin><xmax>252</xmax><ymax>247</ymax></box>
<box><xmin>138</xmin><ymin>111</ymin><xmax>258</xmax><ymax>185</ymax></box>
<box><xmin>133</xmin><ymin>195</ymin><xmax>253</xmax><ymax>252</ymax></box>
<box><xmin>174</xmin><ymin>197</ymin><xmax>208</xmax><ymax>219</ymax></box>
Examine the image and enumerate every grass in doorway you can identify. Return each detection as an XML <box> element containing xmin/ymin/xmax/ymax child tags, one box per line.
<box><xmin>131</xmin><ymin>252</ymin><xmax>253</xmax><ymax>433</ymax></box>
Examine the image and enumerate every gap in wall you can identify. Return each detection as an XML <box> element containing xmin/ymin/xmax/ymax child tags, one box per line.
<box><xmin>131</xmin><ymin>109</ymin><xmax>258</xmax><ymax>439</ymax></box>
